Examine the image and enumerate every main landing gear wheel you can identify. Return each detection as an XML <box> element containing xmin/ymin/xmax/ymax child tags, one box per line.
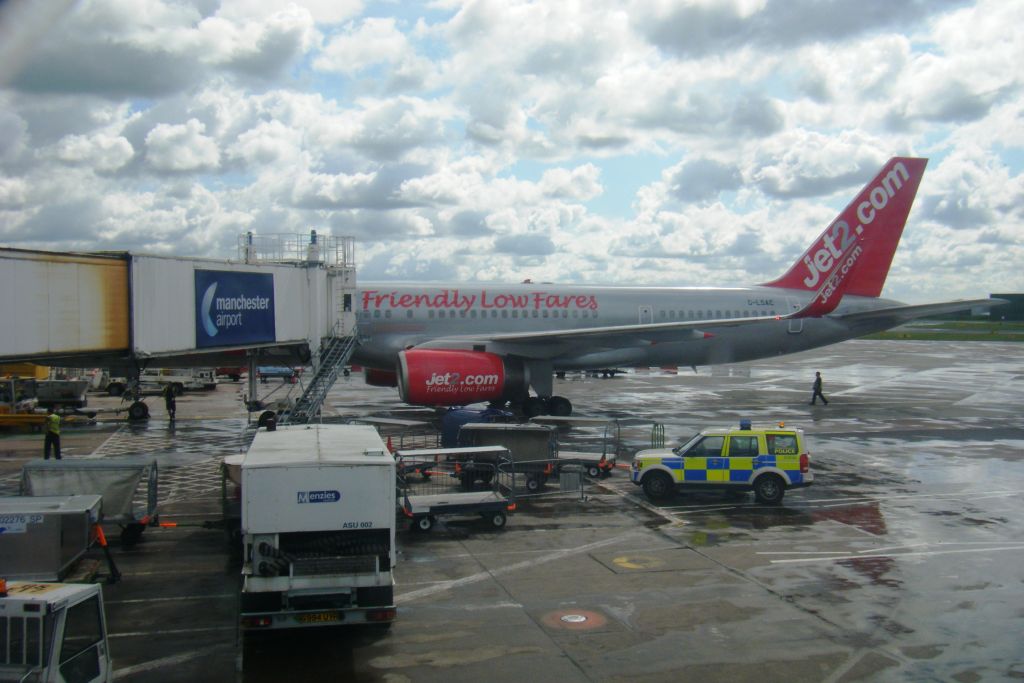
<box><xmin>522</xmin><ymin>395</ymin><xmax>573</xmax><ymax>417</ymax></box>
<box><xmin>523</xmin><ymin>397</ymin><xmax>546</xmax><ymax>418</ymax></box>
<box><xmin>548</xmin><ymin>396</ymin><xmax>572</xmax><ymax>416</ymax></box>
<box><xmin>127</xmin><ymin>401</ymin><xmax>149</xmax><ymax>422</ymax></box>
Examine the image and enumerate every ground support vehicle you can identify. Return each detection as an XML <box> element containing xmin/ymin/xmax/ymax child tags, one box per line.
<box><xmin>531</xmin><ymin>415</ymin><xmax>620</xmax><ymax>478</ymax></box>
<box><xmin>394</xmin><ymin>447</ymin><xmax>515</xmax><ymax>532</ymax></box>
<box><xmin>239</xmin><ymin>424</ymin><xmax>396</xmax><ymax>631</ymax></box>
<box><xmin>21</xmin><ymin>457</ymin><xmax>159</xmax><ymax>548</ymax></box>
<box><xmin>255</xmin><ymin>366</ymin><xmax>299</xmax><ymax>383</ymax></box>
<box><xmin>216</xmin><ymin>366</ymin><xmax>247</xmax><ymax>381</ymax></box>
<box><xmin>631</xmin><ymin>421</ymin><xmax>813</xmax><ymax>505</ymax></box>
<box><xmin>456</xmin><ymin>423</ymin><xmax>558</xmax><ymax>494</ymax></box>
<box><xmin>0</xmin><ymin>580</ymin><xmax>112</xmax><ymax>683</ymax></box>
<box><xmin>139</xmin><ymin>368</ymin><xmax>217</xmax><ymax>395</ymax></box>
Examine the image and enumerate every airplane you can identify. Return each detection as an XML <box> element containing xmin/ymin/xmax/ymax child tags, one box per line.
<box><xmin>349</xmin><ymin>157</ymin><xmax>1001</xmax><ymax>417</ymax></box>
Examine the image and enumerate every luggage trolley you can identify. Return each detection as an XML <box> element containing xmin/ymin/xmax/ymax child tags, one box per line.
<box><xmin>394</xmin><ymin>446</ymin><xmax>516</xmax><ymax>532</ymax></box>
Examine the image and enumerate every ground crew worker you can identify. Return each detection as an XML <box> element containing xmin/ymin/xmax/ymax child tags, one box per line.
<box><xmin>44</xmin><ymin>406</ymin><xmax>61</xmax><ymax>459</ymax></box>
<box><xmin>810</xmin><ymin>371</ymin><xmax>829</xmax><ymax>406</ymax></box>
<box><xmin>163</xmin><ymin>383</ymin><xmax>176</xmax><ymax>421</ymax></box>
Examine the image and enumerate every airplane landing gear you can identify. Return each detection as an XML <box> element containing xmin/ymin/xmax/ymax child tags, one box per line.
<box><xmin>521</xmin><ymin>395</ymin><xmax>573</xmax><ymax>417</ymax></box>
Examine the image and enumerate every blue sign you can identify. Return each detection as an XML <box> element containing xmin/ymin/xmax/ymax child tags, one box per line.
<box><xmin>297</xmin><ymin>490</ymin><xmax>341</xmax><ymax>504</ymax></box>
<box><xmin>195</xmin><ymin>270</ymin><xmax>276</xmax><ymax>348</ymax></box>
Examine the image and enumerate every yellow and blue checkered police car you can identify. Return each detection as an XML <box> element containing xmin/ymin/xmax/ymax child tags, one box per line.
<box><xmin>630</xmin><ymin>420</ymin><xmax>812</xmax><ymax>504</ymax></box>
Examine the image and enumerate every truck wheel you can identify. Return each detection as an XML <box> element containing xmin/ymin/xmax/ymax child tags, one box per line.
<box><xmin>753</xmin><ymin>474</ymin><xmax>785</xmax><ymax>505</ymax></box>
<box><xmin>108</xmin><ymin>383</ymin><xmax>125</xmax><ymax>397</ymax></box>
<box><xmin>525</xmin><ymin>475</ymin><xmax>542</xmax><ymax>493</ymax></box>
<box><xmin>489</xmin><ymin>511</ymin><xmax>507</xmax><ymax>529</ymax></box>
<box><xmin>586</xmin><ymin>465</ymin><xmax>601</xmax><ymax>478</ymax></box>
<box><xmin>415</xmin><ymin>516</ymin><xmax>433</xmax><ymax>532</ymax></box>
<box><xmin>642</xmin><ymin>472</ymin><xmax>673</xmax><ymax>501</ymax></box>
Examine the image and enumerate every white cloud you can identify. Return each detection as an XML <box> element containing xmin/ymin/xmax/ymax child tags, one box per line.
<box><xmin>144</xmin><ymin>119</ymin><xmax>220</xmax><ymax>172</ymax></box>
<box><xmin>0</xmin><ymin>0</ymin><xmax>1021</xmax><ymax>302</ymax></box>
<box><xmin>54</xmin><ymin>132</ymin><xmax>134</xmax><ymax>171</ymax></box>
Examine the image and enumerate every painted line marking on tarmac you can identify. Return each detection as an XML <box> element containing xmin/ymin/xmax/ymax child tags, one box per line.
<box><xmin>105</xmin><ymin>593</ymin><xmax>235</xmax><ymax>605</ymax></box>
<box><xmin>108</xmin><ymin>626</ymin><xmax>235</xmax><ymax>638</ymax></box>
<box><xmin>112</xmin><ymin>643</ymin><xmax>230</xmax><ymax>680</ymax></box>
<box><xmin>767</xmin><ymin>545</ymin><xmax>1024</xmax><ymax>565</ymax></box>
<box><xmin>395</xmin><ymin>531</ymin><xmax>638</xmax><ymax>604</ymax></box>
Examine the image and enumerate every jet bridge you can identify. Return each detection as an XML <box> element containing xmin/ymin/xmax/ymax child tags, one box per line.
<box><xmin>0</xmin><ymin>233</ymin><xmax>358</xmax><ymax>376</ymax></box>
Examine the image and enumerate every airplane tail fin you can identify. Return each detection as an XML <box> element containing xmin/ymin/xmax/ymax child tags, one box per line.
<box><xmin>762</xmin><ymin>157</ymin><xmax>928</xmax><ymax>298</ymax></box>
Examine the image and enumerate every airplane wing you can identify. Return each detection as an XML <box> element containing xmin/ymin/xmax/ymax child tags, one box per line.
<box><xmin>833</xmin><ymin>299</ymin><xmax>1006</xmax><ymax>327</ymax></box>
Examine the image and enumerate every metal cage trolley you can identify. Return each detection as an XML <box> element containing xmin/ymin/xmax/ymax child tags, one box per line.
<box><xmin>395</xmin><ymin>446</ymin><xmax>516</xmax><ymax>532</ymax></box>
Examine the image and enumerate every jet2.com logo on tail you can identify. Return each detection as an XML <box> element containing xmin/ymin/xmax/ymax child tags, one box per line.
<box><xmin>195</xmin><ymin>269</ymin><xmax>276</xmax><ymax>348</ymax></box>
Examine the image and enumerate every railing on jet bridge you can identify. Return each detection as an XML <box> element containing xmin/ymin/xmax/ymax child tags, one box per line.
<box><xmin>237</xmin><ymin>232</ymin><xmax>355</xmax><ymax>267</ymax></box>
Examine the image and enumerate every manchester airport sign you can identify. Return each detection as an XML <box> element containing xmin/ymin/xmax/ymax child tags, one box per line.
<box><xmin>195</xmin><ymin>270</ymin><xmax>276</xmax><ymax>348</ymax></box>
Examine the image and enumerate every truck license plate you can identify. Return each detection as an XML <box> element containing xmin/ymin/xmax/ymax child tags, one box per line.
<box><xmin>296</xmin><ymin>611</ymin><xmax>341</xmax><ymax>624</ymax></box>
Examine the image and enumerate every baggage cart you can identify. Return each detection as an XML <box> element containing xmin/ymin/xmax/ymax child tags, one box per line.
<box><xmin>395</xmin><ymin>447</ymin><xmax>516</xmax><ymax>532</ymax></box>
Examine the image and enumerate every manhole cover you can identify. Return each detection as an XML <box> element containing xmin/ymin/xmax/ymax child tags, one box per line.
<box><xmin>541</xmin><ymin>609</ymin><xmax>608</xmax><ymax>630</ymax></box>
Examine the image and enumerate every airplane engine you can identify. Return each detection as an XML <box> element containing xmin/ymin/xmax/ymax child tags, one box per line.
<box><xmin>397</xmin><ymin>349</ymin><xmax>528</xmax><ymax>406</ymax></box>
<box><xmin>364</xmin><ymin>367</ymin><xmax>398</xmax><ymax>387</ymax></box>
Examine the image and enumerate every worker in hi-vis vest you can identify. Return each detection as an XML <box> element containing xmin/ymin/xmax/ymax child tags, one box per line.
<box><xmin>44</xmin><ymin>406</ymin><xmax>62</xmax><ymax>460</ymax></box>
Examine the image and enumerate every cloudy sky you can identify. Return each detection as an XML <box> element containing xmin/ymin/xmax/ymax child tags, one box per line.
<box><xmin>1</xmin><ymin>0</ymin><xmax>1021</xmax><ymax>303</ymax></box>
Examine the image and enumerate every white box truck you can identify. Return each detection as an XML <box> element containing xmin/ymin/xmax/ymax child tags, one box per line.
<box><xmin>239</xmin><ymin>424</ymin><xmax>397</xmax><ymax>631</ymax></box>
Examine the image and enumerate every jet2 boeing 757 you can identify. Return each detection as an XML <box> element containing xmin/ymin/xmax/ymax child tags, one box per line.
<box><xmin>350</xmin><ymin>157</ymin><xmax>1000</xmax><ymax>416</ymax></box>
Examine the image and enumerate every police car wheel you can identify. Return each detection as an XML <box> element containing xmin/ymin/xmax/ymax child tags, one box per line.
<box><xmin>754</xmin><ymin>474</ymin><xmax>785</xmax><ymax>505</ymax></box>
<box><xmin>642</xmin><ymin>472</ymin><xmax>673</xmax><ymax>501</ymax></box>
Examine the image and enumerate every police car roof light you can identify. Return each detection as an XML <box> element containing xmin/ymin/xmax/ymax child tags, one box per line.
<box><xmin>739</xmin><ymin>419</ymin><xmax>751</xmax><ymax>430</ymax></box>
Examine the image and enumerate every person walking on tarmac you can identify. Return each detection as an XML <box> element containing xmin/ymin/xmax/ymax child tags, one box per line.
<box><xmin>163</xmin><ymin>383</ymin><xmax>176</xmax><ymax>421</ymax></box>
<box><xmin>44</xmin><ymin>406</ymin><xmax>62</xmax><ymax>459</ymax></box>
<box><xmin>810</xmin><ymin>371</ymin><xmax>829</xmax><ymax>406</ymax></box>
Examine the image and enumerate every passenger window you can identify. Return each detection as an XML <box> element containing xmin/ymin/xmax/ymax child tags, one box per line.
<box><xmin>728</xmin><ymin>435</ymin><xmax>758</xmax><ymax>457</ymax></box>
<box><xmin>686</xmin><ymin>436</ymin><xmax>724</xmax><ymax>457</ymax></box>
<box><xmin>766</xmin><ymin>434</ymin><xmax>798</xmax><ymax>455</ymax></box>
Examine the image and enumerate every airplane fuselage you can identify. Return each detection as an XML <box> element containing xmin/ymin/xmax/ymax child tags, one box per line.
<box><xmin>351</xmin><ymin>282</ymin><xmax>902</xmax><ymax>371</ymax></box>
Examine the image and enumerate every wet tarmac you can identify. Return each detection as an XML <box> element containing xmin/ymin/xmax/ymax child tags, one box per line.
<box><xmin>1</xmin><ymin>339</ymin><xmax>1022</xmax><ymax>681</ymax></box>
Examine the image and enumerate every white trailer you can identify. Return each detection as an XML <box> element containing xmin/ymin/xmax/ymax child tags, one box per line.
<box><xmin>239</xmin><ymin>424</ymin><xmax>396</xmax><ymax>631</ymax></box>
<box><xmin>0</xmin><ymin>580</ymin><xmax>112</xmax><ymax>683</ymax></box>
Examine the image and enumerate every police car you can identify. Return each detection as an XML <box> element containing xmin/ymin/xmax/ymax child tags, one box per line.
<box><xmin>630</xmin><ymin>420</ymin><xmax>812</xmax><ymax>504</ymax></box>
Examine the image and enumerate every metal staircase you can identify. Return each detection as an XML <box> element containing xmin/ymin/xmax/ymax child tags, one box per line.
<box><xmin>279</xmin><ymin>331</ymin><xmax>359</xmax><ymax>425</ymax></box>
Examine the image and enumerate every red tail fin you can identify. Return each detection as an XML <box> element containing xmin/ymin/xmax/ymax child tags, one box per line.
<box><xmin>763</xmin><ymin>157</ymin><xmax>927</xmax><ymax>297</ymax></box>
